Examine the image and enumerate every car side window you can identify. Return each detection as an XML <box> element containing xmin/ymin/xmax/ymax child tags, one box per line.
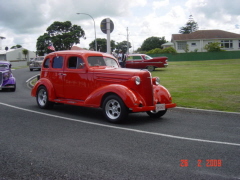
<box><xmin>43</xmin><ymin>58</ymin><xmax>50</xmax><ymax>68</ymax></box>
<box><xmin>133</xmin><ymin>56</ymin><xmax>142</xmax><ymax>60</ymax></box>
<box><xmin>127</xmin><ymin>56</ymin><xmax>133</xmax><ymax>61</ymax></box>
<box><xmin>68</xmin><ymin>57</ymin><xmax>84</xmax><ymax>69</ymax></box>
<box><xmin>52</xmin><ymin>56</ymin><xmax>63</xmax><ymax>69</ymax></box>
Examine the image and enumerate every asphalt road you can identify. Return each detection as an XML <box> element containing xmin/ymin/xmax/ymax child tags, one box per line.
<box><xmin>0</xmin><ymin>67</ymin><xmax>240</xmax><ymax>179</ymax></box>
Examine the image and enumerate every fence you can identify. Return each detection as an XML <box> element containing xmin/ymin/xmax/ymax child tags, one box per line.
<box><xmin>149</xmin><ymin>51</ymin><xmax>240</xmax><ymax>61</ymax></box>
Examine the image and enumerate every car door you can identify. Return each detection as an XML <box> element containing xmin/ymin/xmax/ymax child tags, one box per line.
<box><xmin>48</xmin><ymin>56</ymin><xmax>65</xmax><ymax>98</ymax></box>
<box><xmin>132</xmin><ymin>55</ymin><xmax>144</xmax><ymax>68</ymax></box>
<box><xmin>63</xmin><ymin>56</ymin><xmax>88</xmax><ymax>100</ymax></box>
<box><xmin>125</xmin><ymin>55</ymin><xmax>135</xmax><ymax>68</ymax></box>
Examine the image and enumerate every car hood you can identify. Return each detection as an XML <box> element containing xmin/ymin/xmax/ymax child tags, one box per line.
<box><xmin>90</xmin><ymin>66</ymin><xmax>149</xmax><ymax>76</ymax></box>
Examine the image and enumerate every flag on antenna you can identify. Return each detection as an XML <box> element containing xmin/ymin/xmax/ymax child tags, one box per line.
<box><xmin>48</xmin><ymin>43</ymin><xmax>55</xmax><ymax>51</ymax></box>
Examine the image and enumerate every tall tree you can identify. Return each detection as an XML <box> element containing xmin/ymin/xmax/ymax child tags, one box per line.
<box><xmin>179</xmin><ymin>15</ymin><xmax>199</xmax><ymax>34</ymax></box>
<box><xmin>140</xmin><ymin>36</ymin><xmax>167</xmax><ymax>51</ymax></box>
<box><xmin>89</xmin><ymin>38</ymin><xmax>116</xmax><ymax>52</ymax></box>
<box><xmin>36</xmin><ymin>21</ymin><xmax>85</xmax><ymax>55</ymax></box>
<box><xmin>36</xmin><ymin>33</ymin><xmax>51</xmax><ymax>56</ymax></box>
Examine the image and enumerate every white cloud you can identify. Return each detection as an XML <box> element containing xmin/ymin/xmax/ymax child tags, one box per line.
<box><xmin>152</xmin><ymin>0</ymin><xmax>169</xmax><ymax>10</ymax></box>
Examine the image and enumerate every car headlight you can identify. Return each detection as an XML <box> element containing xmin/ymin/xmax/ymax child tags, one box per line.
<box><xmin>3</xmin><ymin>72</ymin><xmax>10</xmax><ymax>80</ymax></box>
<box><xmin>152</xmin><ymin>77</ymin><xmax>160</xmax><ymax>85</ymax></box>
<box><xmin>135</xmin><ymin>76</ymin><xmax>141</xmax><ymax>85</ymax></box>
<box><xmin>155</xmin><ymin>77</ymin><xmax>160</xmax><ymax>85</ymax></box>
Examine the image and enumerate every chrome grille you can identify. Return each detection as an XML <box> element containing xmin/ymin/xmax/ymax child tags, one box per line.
<box><xmin>0</xmin><ymin>72</ymin><xmax>2</xmax><ymax>86</ymax></box>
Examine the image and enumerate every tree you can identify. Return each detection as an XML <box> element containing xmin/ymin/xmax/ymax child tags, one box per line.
<box><xmin>115</xmin><ymin>41</ymin><xmax>132</xmax><ymax>53</ymax></box>
<box><xmin>36</xmin><ymin>33</ymin><xmax>51</xmax><ymax>56</ymax></box>
<box><xmin>179</xmin><ymin>15</ymin><xmax>199</xmax><ymax>34</ymax></box>
<box><xmin>11</xmin><ymin>44</ymin><xmax>22</xmax><ymax>49</ymax></box>
<box><xmin>36</xmin><ymin>21</ymin><xmax>85</xmax><ymax>55</ymax></box>
<box><xmin>22</xmin><ymin>49</ymin><xmax>29</xmax><ymax>60</ymax></box>
<box><xmin>140</xmin><ymin>36</ymin><xmax>167</xmax><ymax>51</ymax></box>
<box><xmin>147</xmin><ymin>47</ymin><xmax>177</xmax><ymax>54</ymax></box>
<box><xmin>204</xmin><ymin>42</ymin><xmax>224</xmax><ymax>52</ymax></box>
<box><xmin>89</xmin><ymin>38</ymin><xmax>116</xmax><ymax>52</ymax></box>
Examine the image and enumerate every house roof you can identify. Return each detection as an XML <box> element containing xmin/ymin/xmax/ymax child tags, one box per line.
<box><xmin>172</xmin><ymin>30</ymin><xmax>240</xmax><ymax>41</ymax></box>
<box><xmin>71</xmin><ymin>46</ymin><xmax>84</xmax><ymax>50</ymax></box>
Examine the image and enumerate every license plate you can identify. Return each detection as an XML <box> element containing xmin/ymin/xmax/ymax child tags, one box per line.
<box><xmin>155</xmin><ymin>104</ymin><xmax>165</xmax><ymax>112</ymax></box>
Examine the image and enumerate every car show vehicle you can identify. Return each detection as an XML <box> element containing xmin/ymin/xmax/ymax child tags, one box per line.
<box><xmin>0</xmin><ymin>61</ymin><xmax>16</xmax><ymax>91</ymax></box>
<box><xmin>29</xmin><ymin>56</ymin><xmax>45</xmax><ymax>71</ymax></box>
<box><xmin>31</xmin><ymin>50</ymin><xmax>176</xmax><ymax>123</ymax></box>
<box><xmin>126</xmin><ymin>54</ymin><xmax>168</xmax><ymax>71</ymax></box>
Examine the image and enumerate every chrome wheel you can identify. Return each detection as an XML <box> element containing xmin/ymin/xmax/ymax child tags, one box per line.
<box><xmin>147</xmin><ymin>65</ymin><xmax>155</xmax><ymax>71</ymax></box>
<box><xmin>105</xmin><ymin>99</ymin><xmax>121</xmax><ymax>120</ymax></box>
<box><xmin>37</xmin><ymin>88</ymin><xmax>47</xmax><ymax>107</ymax></box>
<box><xmin>36</xmin><ymin>86</ymin><xmax>54</xmax><ymax>109</ymax></box>
<box><xmin>103</xmin><ymin>95</ymin><xmax>128</xmax><ymax>123</ymax></box>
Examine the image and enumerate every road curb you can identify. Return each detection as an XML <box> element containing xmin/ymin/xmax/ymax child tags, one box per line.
<box><xmin>175</xmin><ymin>107</ymin><xmax>240</xmax><ymax>115</ymax></box>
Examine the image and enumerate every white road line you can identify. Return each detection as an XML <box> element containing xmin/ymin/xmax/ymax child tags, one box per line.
<box><xmin>1</xmin><ymin>102</ymin><xmax>240</xmax><ymax>147</ymax></box>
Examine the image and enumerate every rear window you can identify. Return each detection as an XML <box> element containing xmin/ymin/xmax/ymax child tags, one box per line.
<box><xmin>43</xmin><ymin>58</ymin><xmax>50</xmax><ymax>68</ymax></box>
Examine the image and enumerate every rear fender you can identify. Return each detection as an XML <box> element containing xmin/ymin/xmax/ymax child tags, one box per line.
<box><xmin>31</xmin><ymin>78</ymin><xmax>56</xmax><ymax>100</ymax></box>
<box><xmin>84</xmin><ymin>84</ymin><xmax>145</xmax><ymax>108</ymax></box>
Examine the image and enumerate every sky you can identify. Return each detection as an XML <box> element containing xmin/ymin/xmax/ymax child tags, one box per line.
<box><xmin>0</xmin><ymin>0</ymin><xmax>240</xmax><ymax>52</ymax></box>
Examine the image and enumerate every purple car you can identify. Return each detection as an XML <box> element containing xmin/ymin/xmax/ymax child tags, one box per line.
<box><xmin>0</xmin><ymin>61</ymin><xmax>16</xmax><ymax>91</ymax></box>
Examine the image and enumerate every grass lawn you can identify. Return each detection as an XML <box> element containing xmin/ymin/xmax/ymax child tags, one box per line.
<box><xmin>152</xmin><ymin>59</ymin><xmax>240</xmax><ymax>113</ymax></box>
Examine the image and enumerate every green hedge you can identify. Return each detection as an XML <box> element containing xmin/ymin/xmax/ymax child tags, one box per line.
<box><xmin>148</xmin><ymin>51</ymin><xmax>240</xmax><ymax>61</ymax></box>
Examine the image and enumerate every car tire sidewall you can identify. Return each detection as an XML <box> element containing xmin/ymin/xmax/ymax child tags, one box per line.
<box><xmin>102</xmin><ymin>95</ymin><xmax>128</xmax><ymax>123</ymax></box>
<box><xmin>146</xmin><ymin>109</ymin><xmax>167</xmax><ymax>118</ymax></box>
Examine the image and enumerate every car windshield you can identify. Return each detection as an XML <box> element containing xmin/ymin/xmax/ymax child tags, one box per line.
<box><xmin>0</xmin><ymin>64</ymin><xmax>8</xmax><ymax>70</ymax></box>
<box><xmin>145</xmin><ymin>55</ymin><xmax>153</xmax><ymax>60</ymax></box>
<box><xmin>88</xmin><ymin>56</ymin><xmax>118</xmax><ymax>68</ymax></box>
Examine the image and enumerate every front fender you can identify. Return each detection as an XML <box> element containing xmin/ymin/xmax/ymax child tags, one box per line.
<box><xmin>153</xmin><ymin>85</ymin><xmax>175</xmax><ymax>105</ymax></box>
<box><xmin>4</xmin><ymin>77</ymin><xmax>16</xmax><ymax>85</ymax></box>
<box><xmin>31</xmin><ymin>78</ymin><xmax>56</xmax><ymax>100</ymax></box>
<box><xmin>84</xmin><ymin>84</ymin><xmax>145</xmax><ymax>108</ymax></box>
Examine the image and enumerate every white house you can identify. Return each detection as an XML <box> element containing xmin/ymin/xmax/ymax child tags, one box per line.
<box><xmin>171</xmin><ymin>30</ymin><xmax>240</xmax><ymax>53</ymax></box>
<box><xmin>0</xmin><ymin>47</ymin><xmax>36</xmax><ymax>61</ymax></box>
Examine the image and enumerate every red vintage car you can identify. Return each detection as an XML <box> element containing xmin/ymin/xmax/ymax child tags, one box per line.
<box><xmin>126</xmin><ymin>54</ymin><xmax>168</xmax><ymax>71</ymax></box>
<box><xmin>31</xmin><ymin>50</ymin><xmax>176</xmax><ymax>123</ymax></box>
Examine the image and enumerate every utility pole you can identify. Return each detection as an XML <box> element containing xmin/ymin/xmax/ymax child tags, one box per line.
<box><xmin>126</xmin><ymin>27</ymin><xmax>129</xmax><ymax>55</ymax></box>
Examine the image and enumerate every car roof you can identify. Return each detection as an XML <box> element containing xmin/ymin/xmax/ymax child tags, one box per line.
<box><xmin>47</xmin><ymin>50</ymin><xmax>116</xmax><ymax>59</ymax></box>
<box><xmin>128</xmin><ymin>54</ymin><xmax>146</xmax><ymax>56</ymax></box>
<box><xmin>0</xmin><ymin>61</ymin><xmax>10</xmax><ymax>65</ymax></box>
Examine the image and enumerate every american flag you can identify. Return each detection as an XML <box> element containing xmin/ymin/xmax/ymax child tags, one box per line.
<box><xmin>48</xmin><ymin>43</ymin><xmax>55</xmax><ymax>51</ymax></box>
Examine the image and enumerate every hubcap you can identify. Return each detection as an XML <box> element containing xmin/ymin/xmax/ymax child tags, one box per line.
<box><xmin>105</xmin><ymin>99</ymin><xmax>121</xmax><ymax>120</ymax></box>
<box><xmin>148</xmin><ymin>66</ymin><xmax>154</xmax><ymax>71</ymax></box>
<box><xmin>38</xmin><ymin>89</ymin><xmax>47</xmax><ymax>106</ymax></box>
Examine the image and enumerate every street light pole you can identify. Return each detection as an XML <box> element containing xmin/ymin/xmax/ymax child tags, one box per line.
<box><xmin>76</xmin><ymin>13</ymin><xmax>97</xmax><ymax>51</ymax></box>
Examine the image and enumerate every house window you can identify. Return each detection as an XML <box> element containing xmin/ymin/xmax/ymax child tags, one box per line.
<box><xmin>221</xmin><ymin>40</ymin><xmax>233</xmax><ymax>48</ymax></box>
<box><xmin>239</xmin><ymin>40</ymin><xmax>240</xmax><ymax>48</ymax></box>
<box><xmin>191</xmin><ymin>43</ymin><xmax>196</xmax><ymax>46</ymax></box>
<box><xmin>177</xmin><ymin>41</ymin><xmax>187</xmax><ymax>50</ymax></box>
